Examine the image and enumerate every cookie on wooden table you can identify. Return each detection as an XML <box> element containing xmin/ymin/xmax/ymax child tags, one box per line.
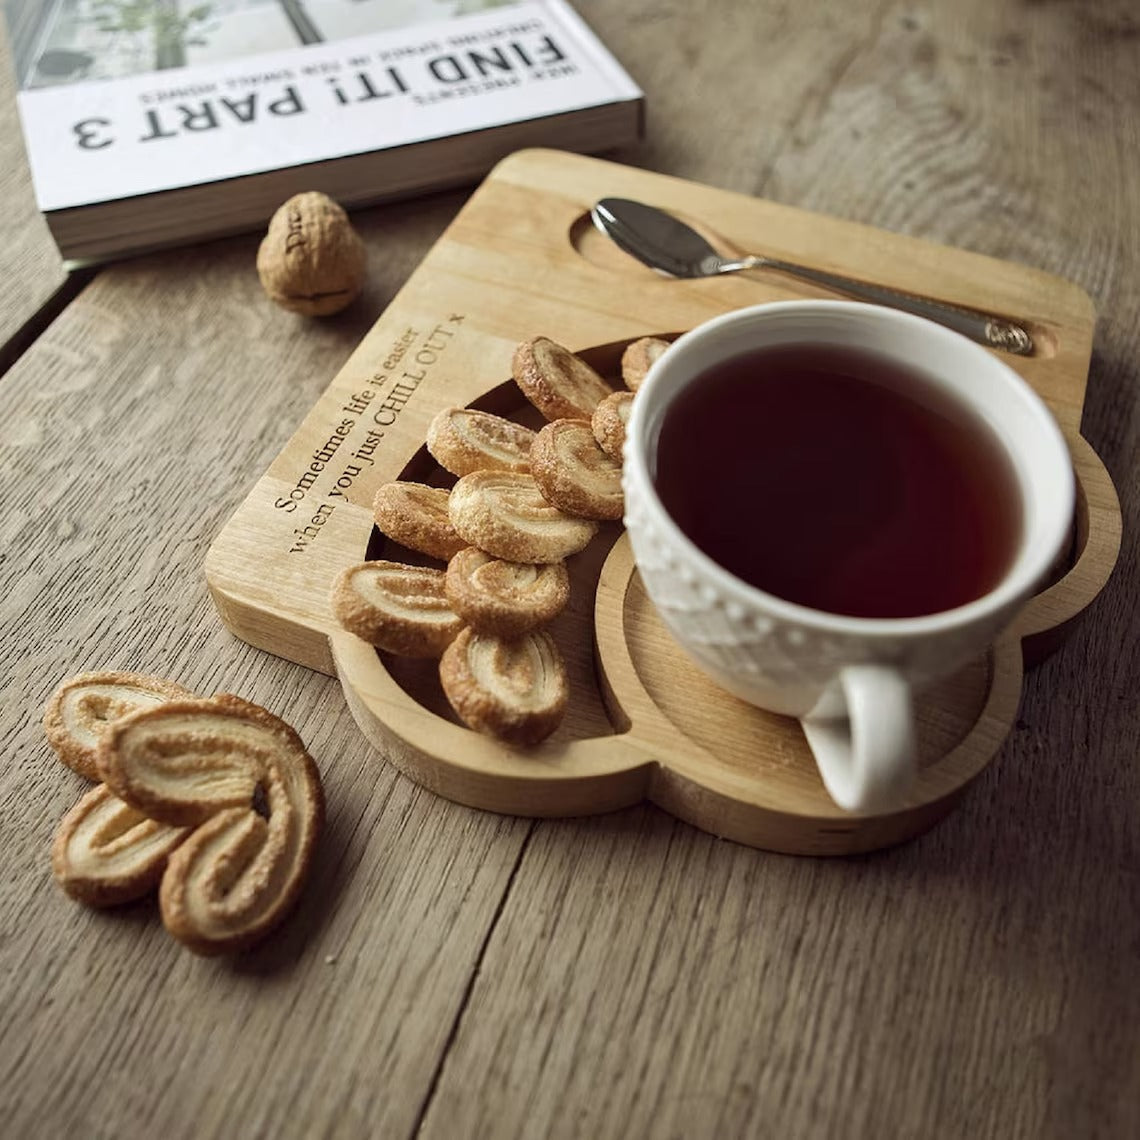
<box><xmin>372</xmin><ymin>481</ymin><xmax>466</xmax><ymax>561</ymax></box>
<box><xmin>620</xmin><ymin>336</ymin><xmax>670</xmax><ymax>391</ymax></box>
<box><xmin>426</xmin><ymin>406</ymin><xmax>536</xmax><ymax>476</ymax></box>
<box><xmin>52</xmin><ymin>784</ymin><xmax>191</xmax><ymax>907</ymax></box>
<box><xmin>530</xmin><ymin>419</ymin><xmax>624</xmax><ymax>521</ymax></box>
<box><xmin>448</xmin><ymin>470</ymin><xmax>598</xmax><ymax>563</ymax></box>
<box><xmin>512</xmin><ymin>336</ymin><xmax>614</xmax><ymax>421</ymax></box>
<box><xmin>591</xmin><ymin>390</ymin><xmax>634</xmax><ymax>462</ymax></box>
<box><xmin>445</xmin><ymin>547</ymin><xmax>570</xmax><ymax>637</ymax></box>
<box><xmin>440</xmin><ymin>627</ymin><xmax>569</xmax><ymax>747</ymax></box>
<box><xmin>96</xmin><ymin>694</ymin><xmax>324</xmax><ymax>956</ymax></box>
<box><xmin>331</xmin><ymin>560</ymin><xmax>464</xmax><ymax>657</ymax></box>
<box><xmin>44</xmin><ymin>671</ymin><xmax>194</xmax><ymax>781</ymax></box>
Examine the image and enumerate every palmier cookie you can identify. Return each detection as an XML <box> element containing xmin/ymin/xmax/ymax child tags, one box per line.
<box><xmin>373</xmin><ymin>482</ymin><xmax>466</xmax><ymax>560</ymax></box>
<box><xmin>52</xmin><ymin>784</ymin><xmax>191</xmax><ymax>907</ymax></box>
<box><xmin>530</xmin><ymin>419</ymin><xmax>624</xmax><ymax>521</ymax></box>
<box><xmin>591</xmin><ymin>390</ymin><xmax>634</xmax><ymax>462</ymax></box>
<box><xmin>331</xmin><ymin>560</ymin><xmax>464</xmax><ymax>657</ymax></box>
<box><xmin>446</xmin><ymin>547</ymin><xmax>570</xmax><ymax>637</ymax></box>
<box><xmin>44</xmin><ymin>671</ymin><xmax>193</xmax><ymax>781</ymax></box>
<box><xmin>426</xmin><ymin>406</ymin><xmax>536</xmax><ymax>476</ymax></box>
<box><xmin>449</xmin><ymin>471</ymin><xmax>598</xmax><ymax>564</ymax></box>
<box><xmin>96</xmin><ymin>694</ymin><xmax>324</xmax><ymax>955</ymax></box>
<box><xmin>621</xmin><ymin>336</ymin><xmax>670</xmax><ymax>391</ymax></box>
<box><xmin>440</xmin><ymin>628</ymin><xmax>568</xmax><ymax>747</ymax></box>
<box><xmin>512</xmin><ymin>336</ymin><xmax>614</xmax><ymax>421</ymax></box>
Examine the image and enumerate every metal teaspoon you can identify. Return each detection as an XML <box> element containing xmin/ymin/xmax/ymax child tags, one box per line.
<box><xmin>590</xmin><ymin>197</ymin><xmax>1034</xmax><ymax>356</ymax></box>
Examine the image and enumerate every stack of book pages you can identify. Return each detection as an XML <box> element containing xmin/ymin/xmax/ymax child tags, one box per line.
<box><xmin>3</xmin><ymin>0</ymin><xmax>643</xmax><ymax>263</ymax></box>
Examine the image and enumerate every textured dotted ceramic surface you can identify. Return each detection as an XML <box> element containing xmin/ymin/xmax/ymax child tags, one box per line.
<box><xmin>622</xmin><ymin>487</ymin><xmax>1020</xmax><ymax>717</ymax></box>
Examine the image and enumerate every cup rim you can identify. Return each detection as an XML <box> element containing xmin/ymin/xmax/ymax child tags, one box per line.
<box><xmin>624</xmin><ymin>300</ymin><xmax>1076</xmax><ymax>638</ymax></box>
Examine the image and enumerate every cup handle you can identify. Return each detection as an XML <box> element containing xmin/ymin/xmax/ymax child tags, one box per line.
<box><xmin>800</xmin><ymin>665</ymin><xmax>917</xmax><ymax>812</ymax></box>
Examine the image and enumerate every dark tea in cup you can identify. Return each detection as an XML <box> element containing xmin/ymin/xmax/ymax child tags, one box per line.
<box><xmin>651</xmin><ymin>342</ymin><xmax>1023</xmax><ymax>619</ymax></box>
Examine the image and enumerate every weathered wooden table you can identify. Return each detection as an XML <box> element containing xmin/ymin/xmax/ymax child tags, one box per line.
<box><xmin>3</xmin><ymin>3</ymin><xmax>1137</xmax><ymax>1138</ymax></box>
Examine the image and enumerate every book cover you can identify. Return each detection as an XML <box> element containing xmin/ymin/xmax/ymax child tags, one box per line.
<box><xmin>3</xmin><ymin>0</ymin><xmax>642</xmax><ymax>252</ymax></box>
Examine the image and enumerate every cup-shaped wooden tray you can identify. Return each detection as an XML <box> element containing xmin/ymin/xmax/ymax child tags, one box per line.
<box><xmin>206</xmin><ymin>149</ymin><xmax>1120</xmax><ymax>854</ymax></box>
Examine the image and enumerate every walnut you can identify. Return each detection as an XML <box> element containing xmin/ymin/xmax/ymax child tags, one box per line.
<box><xmin>256</xmin><ymin>191</ymin><xmax>366</xmax><ymax>316</ymax></box>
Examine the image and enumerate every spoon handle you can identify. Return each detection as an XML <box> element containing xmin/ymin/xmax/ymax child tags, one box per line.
<box><xmin>736</xmin><ymin>255</ymin><xmax>1034</xmax><ymax>356</ymax></box>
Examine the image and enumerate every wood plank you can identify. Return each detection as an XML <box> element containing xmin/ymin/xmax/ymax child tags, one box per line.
<box><xmin>0</xmin><ymin>22</ymin><xmax>70</xmax><ymax>365</ymax></box>
<box><xmin>0</xmin><ymin>191</ymin><xmax>541</xmax><ymax>1138</ymax></box>
<box><xmin>0</xmin><ymin>0</ymin><xmax>1136</xmax><ymax>1137</ymax></box>
<box><xmin>416</xmin><ymin>1</ymin><xmax>1140</xmax><ymax>1136</ymax></box>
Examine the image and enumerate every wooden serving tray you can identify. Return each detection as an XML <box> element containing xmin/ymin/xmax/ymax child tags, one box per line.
<box><xmin>205</xmin><ymin>149</ymin><xmax>1120</xmax><ymax>854</ymax></box>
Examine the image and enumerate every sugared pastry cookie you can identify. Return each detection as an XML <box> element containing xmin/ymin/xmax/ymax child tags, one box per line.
<box><xmin>448</xmin><ymin>471</ymin><xmax>598</xmax><ymax>563</ymax></box>
<box><xmin>512</xmin><ymin>336</ymin><xmax>615</xmax><ymax>421</ymax></box>
<box><xmin>372</xmin><ymin>481</ymin><xmax>466</xmax><ymax>560</ymax></box>
<box><xmin>445</xmin><ymin>547</ymin><xmax>570</xmax><ymax>637</ymax></box>
<box><xmin>590</xmin><ymin>390</ymin><xmax>634</xmax><ymax>462</ymax></box>
<box><xmin>426</xmin><ymin>406</ymin><xmax>536</xmax><ymax>476</ymax></box>
<box><xmin>52</xmin><ymin>784</ymin><xmax>191</xmax><ymax>907</ymax></box>
<box><xmin>530</xmin><ymin>419</ymin><xmax>624</xmax><ymax>521</ymax></box>
<box><xmin>44</xmin><ymin>671</ymin><xmax>194</xmax><ymax>781</ymax></box>
<box><xmin>96</xmin><ymin>694</ymin><xmax>324</xmax><ymax>956</ymax></box>
<box><xmin>331</xmin><ymin>560</ymin><xmax>464</xmax><ymax>657</ymax></box>
<box><xmin>440</xmin><ymin>628</ymin><xmax>569</xmax><ymax>747</ymax></box>
<box><xmin>620</xmin><ymin>336</ymin><xmax>670</xmax><ymax>391</ymax></box>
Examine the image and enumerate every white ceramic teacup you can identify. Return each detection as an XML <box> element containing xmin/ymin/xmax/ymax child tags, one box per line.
<box><xmin>622</xmin><ymin>301</ymin><xmax>1075</xmax><ymax>812</ymax></box>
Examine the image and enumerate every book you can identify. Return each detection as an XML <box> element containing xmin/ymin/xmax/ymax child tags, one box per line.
<box><xmin>3</xmin><ymin>0</ymin><xmax>644</xmax><ymax>265</ymax></box>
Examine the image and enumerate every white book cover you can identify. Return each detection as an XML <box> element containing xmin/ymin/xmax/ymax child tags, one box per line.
<box><xmin>5</xmin><ymin>0</ymin><xmax>642</xmax><ymax>212</ymax></box>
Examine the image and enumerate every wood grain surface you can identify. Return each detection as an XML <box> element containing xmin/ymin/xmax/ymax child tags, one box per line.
<box><xmin>1</xmin><ymin>2</ymin><xmax>1137</xmax><ymax>1139</ymax></box>
<box><xmin>0</xmin><ymin>24</ymin><xmax>72</xmax><ymax>368</ymax></box>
